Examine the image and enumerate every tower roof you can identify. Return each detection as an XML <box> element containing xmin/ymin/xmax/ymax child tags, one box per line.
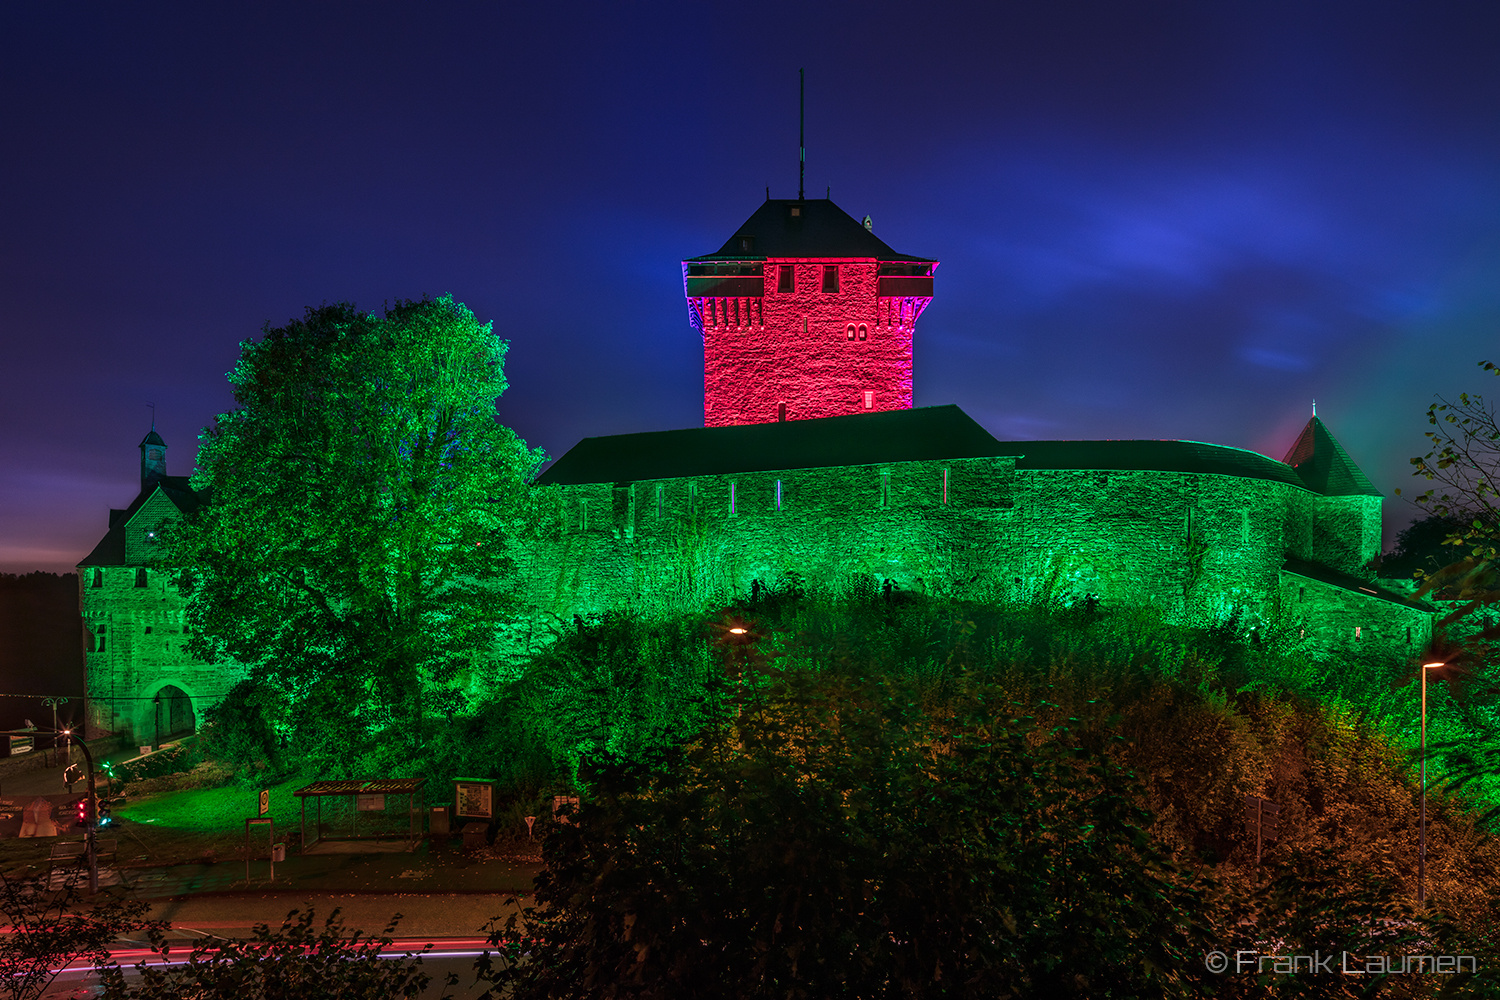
<box><xmin>1280</xmin><ymin>417</ymin><xmax>1382</xmax><ymax>497</ymax></box>
<box><xmin>686</xmin><ymin>198</ymin><xmax>934</xmax><ymax>263</ymax></box>
<box><xmin>139</xmin><ymin>429</ymin><xmax>166</xmax><ymax>448</ymax></box>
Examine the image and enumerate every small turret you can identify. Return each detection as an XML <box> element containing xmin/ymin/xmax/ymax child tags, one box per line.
<box><xmin>139</xmin><ymin>428</ymin><xmax>167</xmax><ymax>490</ymax></box>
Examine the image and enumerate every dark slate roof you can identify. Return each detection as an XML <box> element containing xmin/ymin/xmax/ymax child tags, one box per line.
<box><xmin>537</xmin><ymin>405</ymin><xmax>1341</xmax><ymax>492</ymax></box>
<box><xmin>78</xmin><ymin>477</ymin><xmax>202</xmax><ymax>567</ymax></box>
<box><xmin>1282</xmin><ymin>558</ymin><xmax>1435</xmax><ymax>611</ymax></box>
<box><xmin>984</xmin><ymin>438</ymin><xmax>1309</xmax><ymax>489</ymax></box>
<box><xmin>685</xmin><ymin>199</ymin><xmax>934</xmax><ymax>263</ymax></box>
<box><xmin>139</xmin><ymin>429</ymin><xmax>166</xmax><ymax>448</ymax></box>
<box><xmin>1281</xmin><ymin>417</ymin><xmax>1382</xmax><ymax>497</ymax></box>
<box><xmin>537</xmin><ymin>406</ymin><xmax>1001</xmax><ymax>485</ymax></box>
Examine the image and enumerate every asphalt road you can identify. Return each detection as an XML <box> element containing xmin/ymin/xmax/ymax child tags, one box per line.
<box><xmin>41</xmin><ymin>940</ymin><xmax>505</xmax><ymax>999</ymax></box>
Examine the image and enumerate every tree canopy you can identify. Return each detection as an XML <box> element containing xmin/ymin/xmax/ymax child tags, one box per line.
<box><xmin>167</xmin><ymin>297</ymin><xmax>544</xmax><ymax>769</ymax></box>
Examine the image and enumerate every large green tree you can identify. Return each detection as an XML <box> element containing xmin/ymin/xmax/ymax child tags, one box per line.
<box><xmin>167</xmin><ymin>297</ymin><xmax>544</xmax><ymax>766</ymax></box>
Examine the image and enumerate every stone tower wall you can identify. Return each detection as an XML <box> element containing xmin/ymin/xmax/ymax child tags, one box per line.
<box><xmin>695</xmin><ymin>259</ymin><xmax>924</xmax><ymax>426</ymax></box>
<box><xmin>81</xmin><ymin>564</ymin><xmax>247</xmax><ymax>744</ymax></box>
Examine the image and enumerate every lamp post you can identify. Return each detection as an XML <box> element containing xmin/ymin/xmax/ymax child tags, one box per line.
<box><xmin>152</xmin><ymin>692</ymin><xmax>161</xmax><ymax>751</ymax></box>
<box><xmin>41</xmin><ymin>696</ymin><xmax>68</xmax><ymax>766</ymax></box>
<box><xmin>1419</xmin><ymin>660</ymin><xmax>1445</xmax><ymax>907</ymax></box>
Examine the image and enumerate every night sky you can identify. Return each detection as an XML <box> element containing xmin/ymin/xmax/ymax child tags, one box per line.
<box><xmin>5</xmin><ymin>2</ymin><xmax>1500</xmax><ymax>574</ymax></box>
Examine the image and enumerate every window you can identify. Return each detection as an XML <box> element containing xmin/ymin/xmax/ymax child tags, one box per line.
<box><xmin>846</xmin><ymin>323</ymin><xmax>856</xmax><ymax>341</ymax></box>
<box><xmin>777</xmin><ymin>402</ymin><xmax>787</xmax><ymax>422</ymax></box>
<box><xmin>656</xmin><ymin>484</ymin><xmax>664</xmax><ymax>518</ymax></box>
<box><xmin>863</xmin><ymin>390</ymin><xmax>874</xmax><ymax>410</ymax></box>
<box><xmin>144</xmin><ymin>626</ymin><xmax>152</xmax><ymax>635</ymax></box>
<box><xmin>91</xmin><ymin>569</ymin><xmax>102</xmax><ymax>588</ymax></box>
<box><xmin>942</xmin><ymin>468</ymin><xmax>949</xmax><ymax>505</ymax></box>
<box><xmin>739</xmin><ymin>236</ymin><xmax>754</xmax><ymax>253</ymax></box>
<box><xmin>858</xmin><ymin>323</ymin><xmax>867</xmax><ymax>341</ymax></box>
<box><xmin>776</xmin><ymin>479</ymin><xmax>783</xmax><ymax>511</ymax></box>
<box><xmin>822</xmin><ymin>265</ymin><xmax>839</xmax><ymax>293</ymax></box>
<box><xmin>1354</xmin><ymin>626</ymin><xmax>1362</xmax><ymax>640</ymax></box>
<box><xmin>135</xmin><ymin>568</ymin><xmax>147</xmax><ymax>588</ymax></box>
<box><xmin>880</xmin><ymin>470</ymin><xmax>891</xmax><ymax>507</ymax></box>
<box><xmin>729</xmin><ymin>481</ymin><xmax>737</xmax><ymax>516</ymax></box>
<box><xmin>1407</xmin><ymin>626</ymin><xmax>1412</xmax><ymax>644</ymax></box>
<box><xmin>1298</xmin><ymin>586</ymin><xmax>1305</xmax><ymax>602</ymax></box>
<box><xmin>1240</xmin><ymin>510</ymin><xmax>1250</xmax><ymax>544</ymax></box>
<box><xmin>789</xmin><ymin>205</ymin><xmax>802</xmax><ymax>218</ymax></box>
<box><xmin>778</xmin><ymin>265</ymin><xmax>794</xmax><ymax>292</ymax></box>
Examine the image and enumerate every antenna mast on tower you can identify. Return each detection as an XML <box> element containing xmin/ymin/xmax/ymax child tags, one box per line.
<box><xmin>799</xmin><ymin>68</ymin><xmax>805</xmax><ymax>200</ymax></box>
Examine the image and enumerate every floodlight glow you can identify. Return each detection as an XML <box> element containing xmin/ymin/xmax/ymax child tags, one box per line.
<box><xmin>729</xmin><ymin>627</ymin><xmax>747</xmax><ymax>635</ymax></box>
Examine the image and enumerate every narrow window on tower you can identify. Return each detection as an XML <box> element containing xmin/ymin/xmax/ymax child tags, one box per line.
<box><xmin>729</xmin><ymin>481</ymin><xmax>737</xmax><ymax>517</ymax></box>
<box><xmin>778</xmin><ymin>265</ymin><xmax>794</xmax><ymax>292</ymax></box>
<box><xmin>1355</xmin><ymin>626</ymin><xmax>1361</xmax><ymax>640</ymax></box>
<box><xmin>91</xmin><ymin>569</ymin><xmax>102</xmax><ymax>588</ymax></box>
<box><xmin>1299</xmin><ymin>586</ymin><xmax>1305</xmax><ymax>602</ymax></box>
<box><xmin>822</xmin><ymin>265</ymin><xmax>839</xmax><ymax>293</ymax></box>
<box><xmin>863</xmin><ymin>390</ymin><xmax>875</xmax><ymax>410</ymax></box>
<box><xmin>135</xmin><ymin>568</ymin><xmax>147</xmax><ymax>588</ymax></box>
<box><xmin>1241</xmin><ymin>510</ymin><xmax>1250</xmax><ymax>545</ymax></box>
<box><xmin>776</xmin><ymin>479</ymin><xmax>783</xmax><ymax>511</ymax></box>
<box><xmin>846</xmin><ymin>324</ymin><xmax>856</xmax><ymax>341</ymax></box>
<box><xmin>858</xmin><ymin>323</ymin><xmax>868</xmax><ymax>340</ymax></box>
<box><xmin>942</xmin><ymin>468</ymin><xmax>949</xmax><ymax>505</ymax></box>
<box><xmin>880</xmin><ymin>470</ymin><xmax>891</xmax><ymax>507</ymax></box>
<box><xmin>777</xmin><ymin>402</ymin><xmax>787</xmax><ymax>422</ymax></box>
<box><xmin>656</xmin><ymin>484</ymin><xmax>664</xmax><ymax>518</ymax></box>
<box><xmin>1407</xmin><ymin>626</ymin><xmax>1412</xmax><ymax>644</ymax></box>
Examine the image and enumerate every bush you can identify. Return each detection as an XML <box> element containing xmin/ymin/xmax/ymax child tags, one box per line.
<box><xmin>113</xmin><ymin>739</ymin><xmax>202</xmax><ymax>784</ymax></box>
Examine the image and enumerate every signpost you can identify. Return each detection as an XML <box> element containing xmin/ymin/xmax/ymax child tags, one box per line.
<box><xmin>258</xmin><ymin>789</ymin><xmax>269</xmax><ymax>817</ymax></box>
<box><xmin>1244</xmin><ymin>794</ymin><xmax>1279</xmax><ymax>864</ymax></box>
<box><xmin>244</xmin><ymin>817</ymin><xmax>275</xmax><ymax>883</ymax></box>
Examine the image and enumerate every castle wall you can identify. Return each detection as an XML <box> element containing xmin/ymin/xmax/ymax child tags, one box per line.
<box><xmin>514</xmin><ymin>462</ymin><xmax>1428</xmax><ymax>661</ymax></box>
<box><xmin>1279</xmin><ymin>572</ymin><xmax>1431</xmax><ymax>654</ymax></box>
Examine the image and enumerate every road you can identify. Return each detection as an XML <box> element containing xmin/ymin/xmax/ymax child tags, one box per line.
<box><xmin>40</xmin><ymin>937</ymin><xmax>504</xmax><ymax>999</ymax></box>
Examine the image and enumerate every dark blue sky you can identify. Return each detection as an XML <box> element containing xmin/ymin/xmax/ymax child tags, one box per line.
<box><xmin>5</xmin><ymin>2</ymin><xmax>1500</xmax><ymax>572</ymax></box>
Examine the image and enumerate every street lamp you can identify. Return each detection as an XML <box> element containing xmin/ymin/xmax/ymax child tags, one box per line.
<box><xmin>41</xmin><ymin>696</ymin><xmax>69</xmax><ymax>766</ymax></box>
<box><xmin>1419</xmin><ymin>660</ymin><xmax>1445</xmax><ymax>907</ymax></box>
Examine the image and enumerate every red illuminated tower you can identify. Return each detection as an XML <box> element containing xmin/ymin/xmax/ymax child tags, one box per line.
<box><xmin>683</xmin><ymin>199</ymin><xmax>936</xmax><ymax>427</ymax></box>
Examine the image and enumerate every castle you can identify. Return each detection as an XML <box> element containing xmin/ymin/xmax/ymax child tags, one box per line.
<box><xmin>79</xmin><ymin>196</ymin><xmax>1432</xmax><ymax>745</ymax></box>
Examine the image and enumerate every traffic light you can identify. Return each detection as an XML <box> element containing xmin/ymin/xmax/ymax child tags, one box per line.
<box><xmin>75</xmin><ymin>796</ymin><xmax>88</xmax><ymax>828</ymax></box>
<box><xmin>97</xmin><ymin>796</ymin><xmax>112</xmax><ymax>827</ymax></box>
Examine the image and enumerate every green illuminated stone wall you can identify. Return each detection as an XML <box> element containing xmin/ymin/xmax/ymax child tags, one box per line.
<box><xmin>80</xmin><ymin>563</ymin><xmax>247</xmax><ymax>745</ymax></box>
<box><xmin>513</xmin><ymin>457</ymin><xmax>1427</xmax><ymax>661</ymax></box>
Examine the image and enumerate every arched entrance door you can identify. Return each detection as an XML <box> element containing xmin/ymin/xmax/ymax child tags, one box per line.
<box><xmin>153</xmin><ymin>684</ymin><xmax>197</xmax><ymax>742</ymax></box>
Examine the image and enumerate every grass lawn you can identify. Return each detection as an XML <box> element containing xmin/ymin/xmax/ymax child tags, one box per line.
<box><xmin>100</xmin><ymin>774</ymin><xmax>313</xmax><ymax>866</ymax></box>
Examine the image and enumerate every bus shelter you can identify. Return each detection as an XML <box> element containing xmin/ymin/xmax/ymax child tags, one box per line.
<box><xmin>293</xmin><ymin>778</ymin><xmax>424</xmax><ymax>852</ymax></box>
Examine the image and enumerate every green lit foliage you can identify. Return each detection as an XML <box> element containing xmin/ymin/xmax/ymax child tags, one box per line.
<box><xmin>166</xmin><ymin>298</ymin><xmax>546</xmax><ymax>771</ymax></box>
<box><xmin>480</xmin><ymin>665</ymin><xmax>1214</xmax><ymax>1000</ymax></box>
<box><xmin>0</xmin><ymin>874</ymin><xmax>157</xmax><ymax>1000</ymax></box>
<box><xmin>113</xmin><ymin>739</ymin><xmax>202</xmax><ymax>784</ymax></box>
<box><xmin>196</xmin><ymin>680</ymin><xmax>280</xmax><ymax>780</ymax></box>
<box><xmin>464</xmin><ymin>594</ymin><xmax>1500</xmax><ymax>997</ymax></box>
<box><xmin>101</xmin><ymin>906</ymin><xmax>456</xmax><ymax>1000</ymax></box>
<box><xmin>1396</xmin><ymin>360</ymin><xmax>1500</xmax><ymax>639</ymax></box>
